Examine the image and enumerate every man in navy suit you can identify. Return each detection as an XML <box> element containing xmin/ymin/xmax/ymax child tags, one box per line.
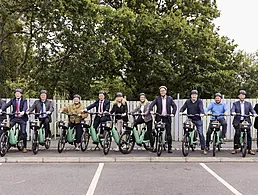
<box><xmin>1</xmin><ymin>89</ymin><xmax>28</xmax><ymax>153</ymax></box>
<box><xmin>231</xmin><ymin>90</ymin><xmax>257</xmax><ymax>155</ymax></box>
<box><xmin>84</xmin><ymin>91</ymin><xmax>110</xmax><ymax>137</ymax></box>
<box><xmin>149</xmin><ymin>86</ymin><xmax>177</xmax><ymax>153</ymax></box>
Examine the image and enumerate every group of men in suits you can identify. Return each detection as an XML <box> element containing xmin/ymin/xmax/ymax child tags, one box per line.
<box><xmin>0</xmin><ymin>87</ymin><xmax>258</xmax><ymax>155</ymax></box>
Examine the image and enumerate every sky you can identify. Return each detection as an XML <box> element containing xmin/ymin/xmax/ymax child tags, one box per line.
<box><xmin>214</xmin><ymin>0</ymin><xmax>258</xmax><ymax>53</ymax></box>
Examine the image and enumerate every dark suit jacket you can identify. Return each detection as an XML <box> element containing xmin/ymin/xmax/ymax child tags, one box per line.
<box><xmin>87</xmin><ymin>99</ymin><xmax>110</xmax><ymax>112</ymax></box>
<box><xmin>254</xmin><ymin>103</ymin><xmax>258</xmax><ymax>129</ymax></box>
<box><xmin>28</xmin><ymin>99</ymin><xmax>54</xmax><ymax>122</ymax></box>
<box><xmin>230</xmin><ymin>101</ymin><xmax>256</xmax><ymax>126</ymax></box>
<box><xmin>110</xmin><ymin>101</ymin><xmax>128</xmax><ymax>122</ymax></box>
<box><xmin>149</xmin><ymin>96</ymin><xmax>177</xmax><ymax>122</ymax></box>
<box><xmin>2</xmin><ymin>97</ymin><xmax>28</xmax><ymax>121</ymax></box>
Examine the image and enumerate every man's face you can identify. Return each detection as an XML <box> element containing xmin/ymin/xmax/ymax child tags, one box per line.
<box><xmin>15</xmin><ymin>92</ymin><xmax>22</xmax><ymax>99</ymax></box>
<box><xmin>239</xmin><ymin>94</ymin><xmax>245</xmax><ymax>101</ymax></box>
<box><xmin>40</xmin><ymin>94</ymin><xmax>47</xmax><ymax>101</ymax></box>
<box><xmin>191</xmin><ymin>94</ymin><xmax>198</xmax><ymax>101</ymax></box>
<box><xmin>73</xmin><ymin>97</ymin><xmax>80</xmax><ymax>104</ymax></box>
<box><xmin>140</xmin><ymin>95</ymin><xmax>146</xmax><ymax>103</ymax></box>
<box><xmin>215</xmin><ymin>96</ymin><xmax>222</xmax><ymax>104</ymax></box>
<box><xmin>99</xmin><ymin>94</ymin><xmax>105</xmax><ymax>100</ymax></box>
<box><xmin>160</xmin><ymin>88</ymin><xmax>167</xmax><ymax>97</ymax></box>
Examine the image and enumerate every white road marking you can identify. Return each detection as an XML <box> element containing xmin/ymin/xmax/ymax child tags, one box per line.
<box><xmin>200</xmin><ymin>163</ymin><xmax>242</xmax><ymax>195</ymax></box>
<box><xmin>0</xmin><ymin>163</ymin><xmax>2</xmax><ymax>165</ymax></box>
<box><xmin>12</xmin><ymin>180</ymin><xmax>26</xmax><ymax>184</ymax></box>
<box><xmin>86</xmin><ymin>163</ymin><xmax>104</xmax><ymax>195</ymax></box>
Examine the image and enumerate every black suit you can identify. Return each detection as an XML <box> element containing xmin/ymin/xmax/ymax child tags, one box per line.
<box><xmin>2</xmin><ymin>97</ymin><xmax>28</xmax><ymax>148</ymax></box>
<box><xmin>231</xmin><ymin>101</ymin><xmax>256</xmax><ymax>150</ymax></box>
<box><xmin>149</xmin><ymin>96</ymin><xmax>177</xmax><ymax>150</ymax></box>
<box><xmin>87</xmin><ymin>99</ymin><xmax>110</xmax><ymax>131</ymax></box>
<box><xmin>28</xmin><ymin>99</ymin><xmax>54</xmax><ymax>138</ymax></box>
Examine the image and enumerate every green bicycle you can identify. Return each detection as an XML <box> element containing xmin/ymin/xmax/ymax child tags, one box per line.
<box><xmin>0</xmin><ymin>112</ymin><xmax>23</xmax><ymax>157</ymax></box>
<box><xmin>28</xmin><ymin>112</ymin><xmax>51</xmax><ymax>155</ymax></box>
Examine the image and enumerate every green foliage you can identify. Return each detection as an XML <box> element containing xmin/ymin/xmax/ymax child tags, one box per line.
<box><xmin>0</xmin><ymin>0</ymin><xmax>257</xmax><ymax>99</ymax></box>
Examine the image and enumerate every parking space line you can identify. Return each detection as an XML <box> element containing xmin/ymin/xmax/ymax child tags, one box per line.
<box><xmin>86</xmin><ymin>163</ymin><xmax>104</xmax><ymax>195</ymax></box>
<box><xmin>200</xmin><ymin>163</ymin><xmax>242</xmax><ymax>195</ymax></box>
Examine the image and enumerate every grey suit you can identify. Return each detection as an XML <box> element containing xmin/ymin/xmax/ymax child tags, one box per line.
<box><xmin>132</xmin><ymin>102</ymin><xmax>152</xmax><ymax>122</ymax></box>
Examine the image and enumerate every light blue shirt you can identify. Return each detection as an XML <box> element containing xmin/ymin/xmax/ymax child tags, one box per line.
<box><xmin>205</xmin><ymin>102</ymin><xmax>227</xmax><ymax>120</ymax></box>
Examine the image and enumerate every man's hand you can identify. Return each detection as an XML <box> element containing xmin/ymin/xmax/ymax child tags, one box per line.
<box><xmin>200</xmin><ymin>114</ymin><xmax>204</xmax><ymax>117</ymax></box>
<box><xmin>20</xmin><ymin>111</ymin><xmax>25</xmax><ymax>116</ymax></box>
<box><xmin>122</xmin><ymin>113</ymin><xmax>126</xmax><ymax>117</ymax></box>
<box><xmin>78</xmin><ymin>113</ymin><xmax>82</xmax><ymax>117</ymax></box>
<box><xmin>253</xmin><ymin>114</ymin><xmax>258</xmax><ymax>118</ymax></box>
<box><xmin>231</xmin><ymin>112</ymin><xmax>236</xmax><ymax>116</ymax></box>
<box><xmin>150</xmin><ymin>111</ymin><xmax>154</xmax><ymax>115</ymax></box>
<box><xmin>26</xmin><ymin>111</ymin><xmax>30</xmax><ymax>115</ymax></box>
<box><xmin>46</xmin><ymin>111</ymin><xmax>51</xmax><ymax>115</ymax></box>
<box><xmin>81</xmin><ymin>109</ymin><xmax>87</xmax><ymax>113</ymax></box>
<box><xmin>171</xmin><ymin>114</ymin><xmax>174</xmax><ymax>117</ymax></box>
<box><xmin>0</xmin><ymin>109</ymin><xmax>2</xmax><ymax>113</ymax></box>
<box><xmin>179</xmin><ymin>112</ymin><xmax>183</xmax><ymax>116</ymax></box>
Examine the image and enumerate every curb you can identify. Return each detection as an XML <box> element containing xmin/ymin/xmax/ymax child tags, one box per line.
<box><xmin>1</xmin><ymin>157</ymin><xmax>258</xmax><ymax>163</ymax></box>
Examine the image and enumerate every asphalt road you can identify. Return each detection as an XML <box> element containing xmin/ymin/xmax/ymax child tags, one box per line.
<box><xmin>0</xmin><ymin>162</ymin><xmax>256</xmax><ymax>195</ymax></box>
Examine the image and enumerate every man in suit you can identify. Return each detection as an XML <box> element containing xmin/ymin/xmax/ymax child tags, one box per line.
<box><xmin>84</xmin><ymin>91</ymin><xmax>110</xmax><ymax>137</ymax></box>
<box><xmin>149</xmin><ymin>86</ymin><xmax>177</xmax><ymax>153</ymax></box>
<box><xmin>1</xmin><ymin>89</ymin><xmax>28</xmax><ymax>153</ymax></box>
<box><xmin>231</xmin><ymin>90</ymin><xmax>257</xmax><ymax>155</ymax></box>
<box><xmin>132</xmin><ymin>93</ymin><xmax>154</xmax><ymax>151</ymax></box>
<box><xmin>28</xmin><ymin>90</ymin><xmax>54</xmax><ymax>139</ymax></box>
<box><xmin>179</xmin><ymin>90</ymin><xmax>206</xmax><ymax>154</ymax></box>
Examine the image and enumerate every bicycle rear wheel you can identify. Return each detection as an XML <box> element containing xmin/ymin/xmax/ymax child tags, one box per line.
<box><xmin>103</xmin><ymin>131</ymin><xmax>112</xmax><ymax>155</ymax></box>
<box><xmin>119</xmin><ymin>131</ymin><xmax>135</xmax><ymax>154</ymax></box>
<box><xmin>32</xmin><ymin>132</ymin><xmax>39</xmax><ymax>155</ymax></box>
<box><xmin>182</xmin><ymin>134</ymin><xmax>190</xmax><ymax>157</ymax></box>
<box><xmin>81</xmin><ymin>130</ymin><xmax>90</xmax><ymax>152</ymax></box>
<box><xmin>57</xmin><ymin>129</ymin><xmax>66</xmax><ymax>153</ymax></box>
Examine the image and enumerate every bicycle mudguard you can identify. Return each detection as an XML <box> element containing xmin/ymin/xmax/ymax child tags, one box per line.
<box><xmin>90</xmin><ymin>126</ymin><xmax>98</xmax><ymax>142</ymax></box>
<box><xmin>9</xmin><ymin>129</ymin><xmax>18</xmax><ymax>145</ymax></box>
<box><xmin>38</xmin><ymin>128</ymin><xmax>45</xmax><ymax>144</ymax></box>
<box><xmin>111</xmin><ymin>128</ymin><xmax>120</xmax><ymax>144</ymax></box>
<box><xmin>133</xmin><ymin>128</ymin><xmax>141</xmax><ymax>144</ymax></box>
<box><xmin>67</xmin><ymin>128</ymin><xmax>75</xmax><ymax>143</ymax></box>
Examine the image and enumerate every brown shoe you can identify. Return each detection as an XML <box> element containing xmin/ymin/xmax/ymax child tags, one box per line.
<box><xmin>23</xmin><ymin>148</ymin><xmax>27</xmax><ymax>153</ymax></box>
<box><xmin>231</xmin><ymin>150</ymin><xmax>238</xmax><ymax>154</ymax></box>
<box><xmin>202</xmin><ymin>150</ymin><xmax>208</xmax><ymax>155</ymax></box>
<box><xmin>248</xmin><ymin>150</ymin><xmax>255</xmax><ymax>155</ymax></box>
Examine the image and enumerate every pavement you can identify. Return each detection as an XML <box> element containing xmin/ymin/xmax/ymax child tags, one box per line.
<box><xmin>0</xmin><ymin>162</ymin><xmax>256</xmax><ymax>195</ymax></box>
<box><xmin>1</xmin><ymin>140</ymin><xmax>258</xmax><ymax>163</ymax></box>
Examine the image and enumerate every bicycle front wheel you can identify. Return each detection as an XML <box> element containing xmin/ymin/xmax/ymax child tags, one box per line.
<box><xmin>0</xmin><ymin>132</ymin><xmax>8</xmax><ymax>157</ymax></box>
<box><xmin>242</xmin><ymin>132</ymin><xmax>247</xmax><ymax>158</ymax></box>
<box><xmin>157</xmin><ymin>133</ymin><xmax>163</xmax><ymax>157</ymax></box>
<box><xmin>212</xmin><ymin>132</ymin><xmax>217</xmax><ymax>157</ymax></box>
<box><xmin>103</xmin><ymin>131</ymin><xmax>112</xmax><ymax>155</ymax></box>
<box><xmin>119</xmin><ymin>131</ymin><xmax>135</xmax><ymax>154</ymax></box>
<box><xmin>182</xmin><ymin>134</ymin><xmax>190</xmax><ymax>157</ymax></box>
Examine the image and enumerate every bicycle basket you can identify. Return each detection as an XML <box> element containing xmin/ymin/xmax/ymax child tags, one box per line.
<box><xmin>30</xmin><ymin>119</ymin><xmax>41</xmax><ymax>128</ymax></box>
<box><xmin>0</xmin><ymin>119</ymin><xmax>10</xmax><ymax>129</ymax></box>
<box><xmin>123</xmin><ymin>122</ymin><xmax>134</xmax><ymax>129</ymax></box>
<box><xmin>211</xmin><ymin>121</ymin><xmax>221</xmax><ymax>129</ymax></box>
<box><xmin>155</xmin><ymin>122</ymin><xmax>166</xmax><ymax>130</ymax></box>
<box><xmin>58</xmin><ymin>121</ymin><xmax>68</xmax><ymax>128</ymax></box>
<box><xmin>240</xmin><ymin>121</ymin><xmax>250</xmax><ymax>130</ymax></box>
<box><xmin>80</xmin><ymin>119</ymin><xmax>91</xmax><ymax>128</ymax></box>
<box><xmin>183</xmin><ymin>120</ymin><xmax>193</xmax><ymax>129</ymax></box>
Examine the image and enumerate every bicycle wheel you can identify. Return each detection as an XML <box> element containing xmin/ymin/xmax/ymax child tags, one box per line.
<box><xmin>157</xmin><ymin>133</ymin><xmax>163</xmax><ymax>157</ymax></box>
<box><xmin>212</xmin><ymin>132</ymin><xmax>217</xmax><ymax>157</ymax></box>
<box><xmin>103</xmin><ymin>131</ymin><xmax>112</xmax><ymax>155</ymax></box>
<box><xmin>57</xmin><ymin>130</ymin><xmax>66</xmax><ymax>153</ymax></box>
<box><xmin>182</xmin><ymin>135</ymin><xmax>190</xmax><ymax>157</ymax></box>
<box><xmin>242</xmin><ymin>132</ymin><xmax>247</xmax><ymax>158</ymax></box>
<box><xmin>32</xmin><ymin>132</ymin><xmax>39</xmax><ymax>155</ymax></box>
<box><xmin>45</xmin><ymin>139</ymin><xmax>51</xmax><ymax>150</ymax></box>
<box><xmin>119</xmin><ymin>131</ymin><xmax>135</xmax><ymax>154</ymax></box>
<box><xmin>0</xmin><ymin>132</ymin><xmax>8</xmax><ymax>157</ymax></box>
<box><xmin>81</xmin><ymin>130</ymin><xmax>90</xmax><ymax>152</ymax></box>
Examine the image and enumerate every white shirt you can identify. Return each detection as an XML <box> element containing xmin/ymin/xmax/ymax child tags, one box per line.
<box><xmin>98</xmin><ymin>100</ymin><xmax>104</xmax><ymax>113</ymax></box>
<box><xmin>140</xmin><ymin>105</ymin><xmax>144</xmax><ymax>113</ymax></box>
<box><xmin>161</xmin><ymin>96</ymin><xmax>167</xmax><ymax>116</ymax></box>
<box><xmin>240</xmin><ymin>101</ymin><xmax>245</xmax><ymax>120</ymax></box>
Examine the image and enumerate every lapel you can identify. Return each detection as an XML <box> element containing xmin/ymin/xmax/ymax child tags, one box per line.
<box><xmin>237</xmin><ymin>101</ymin><xmax>241</xmax><ymax>112</ymax></box>
<box><xmin>244</xmin><ymin>101</ymin><xmax>249</xmax><ymax>114</ymax></box>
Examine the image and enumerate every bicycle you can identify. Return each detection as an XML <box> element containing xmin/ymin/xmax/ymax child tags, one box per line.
<box><xmin>28</xmin><ymin>112</ymin><xmax>51</xmax><ymax>155</ymax></box>
<box><xmin>152</xmin><ymin>113</ymin><xmax>173</xmax><ymax>157</ymax></box>
<box><xmin>80</xmin><ymin>112</ymin><xmax>109</xmax><ymax>152</ymax></box>
<box><xmin>206</xmin><ymin>114</ymin><xmax>227</xmax><ymax>157</ymax></box>
<box><xmin>233</xmin><ymin>114</ymin><xmax>253</xmax><ymax>158</ymax></box>
<box><xmin>57</xmin><ymin>112</ymin><xmax>80</xmax><ymax>153</ymax></box>
<box><xmin>118</xmin><ymin>113</ymin><xmax>153</xmax><ymax>154</ymax></box>
<box><xmin>181</xmin><ymin>114</ymin><xmax>200</xmax><ymax>157</ymax></box>
<box><xmin>0</xmin><ymin>112</ymin><xmax>23</xmax><ymax>157</ymax></box>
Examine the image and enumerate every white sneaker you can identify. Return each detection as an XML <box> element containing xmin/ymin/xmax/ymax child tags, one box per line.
<box><xmin>75</xmin><ymin>147</ymin><xmax>80</xmax><ymax>151</ymax></box>
<box><xmin>114</xmin><ymin>146</ymin><xmax>119</xmax><ymax>152</ymax></box>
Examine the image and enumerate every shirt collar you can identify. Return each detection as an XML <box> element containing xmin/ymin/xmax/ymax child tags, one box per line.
<box><xmin>162</xmin><ymin>95</ymin><xmax>167</xmax><ymax>99</ymax></box>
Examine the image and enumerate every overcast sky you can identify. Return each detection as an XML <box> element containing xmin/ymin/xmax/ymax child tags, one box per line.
<box><xmin>214</xmin><ymin>0</ymin><xmax>258</xmax><ymax>53</ymax></box>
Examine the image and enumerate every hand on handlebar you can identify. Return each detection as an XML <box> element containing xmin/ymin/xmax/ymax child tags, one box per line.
<box><xmin>46</xmin><ymin>111</ymin><xmax>51</xmax><ymax>115</ymax></box>
<box><xmin>231</xmin><ymin>112</ymin><xmax>236</xmax><ymax>116</ymax></box>
<box><xmin>200</xmin><ymin>114</ymin><xmax>204</xmax><ymax>117</ymax></box>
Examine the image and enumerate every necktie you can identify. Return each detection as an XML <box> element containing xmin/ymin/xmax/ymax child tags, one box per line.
<box><xmin>99</xmin><ymin>101</ymin><xmax>103</xmax><ymax>113</ymax></box>
<box><xmin>16</xmin><ymin>99</ymin><xmax>20</xmax><ymax>117</ymax></box>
